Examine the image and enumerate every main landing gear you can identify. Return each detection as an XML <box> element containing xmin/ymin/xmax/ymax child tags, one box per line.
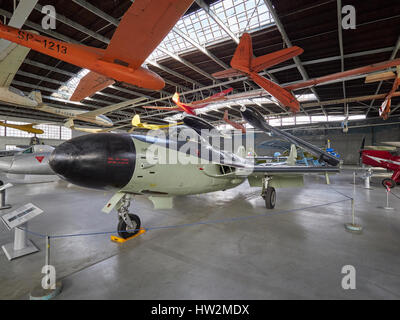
<box><xmin>382</xmin><ymin>178</ymin><xmax>397</xmax><ymax>189</ymax></box>
<box><xmin>117</xmin><ymin>194</ymin><xmax>141</xmax><ymax>239</ymax></box>
<box><xmin>261</xmin><ymin>177</ymin><xmax>276</xmax><ymax>209</ymax></box>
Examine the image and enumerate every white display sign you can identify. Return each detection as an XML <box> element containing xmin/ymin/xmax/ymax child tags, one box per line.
<box><xmin>1</xmin><ymin>203</ymin><xmax>43</xmax><ymax>230</ymax></box>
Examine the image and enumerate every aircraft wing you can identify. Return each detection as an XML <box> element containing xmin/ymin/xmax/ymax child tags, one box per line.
<box><xmin>381</xmin><ymin>142</ymin><xmax>400</xmax><ymax>148</ymax></box>
<box><xmin>284</xmin><ymin>58</ymin><xmax>400</xmax><ymax>91</ymax></box>
<box><xmin>81</xmin><ymin>97</ymin><xmax>146</xmax><ymax>118</ymax></box>
<box><xmin>212</xmin><ymin>68</ymin><xmax>245</xmax><ymax>79</ymax></box>
<box><xmin>0</xmin><ymin>42</ymin><xmax>30</xmax><ymax>87</ymax></box>
<box><xmin>142</xmin><ymin>106</ymin><xmax>181</xmax><ymax>111</ymax></box>
<box><xmin>103</xmin><ymin>0</ymin><xmax>194</xmax><ymax>70</ymax></box>
<box><xmin>71</xmin><ymin>125</ymin><xmax>128</xmax><ymax>134</ymax></box>
<box><xmin>70</xmin><ymin>71</ymin><xmax>115</xmax><ymax>102</ymax></box>
<box><xmin>190</xmin><ymin>88</ymin><xmax>233</xmax><ymax>107</ymax></box>
<box><xmin>240</xmin><ymin>106</ymin><xmax>340</xmax><ymax>166</ymax></box>
<box><xmin>248</xmin><ymin>165</ymin><xmax>339</xmax><ymax>174</ymax></box>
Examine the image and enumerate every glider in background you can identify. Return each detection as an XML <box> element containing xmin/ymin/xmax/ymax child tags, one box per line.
<box><xmin>0</xmin><ymin>121</ymin><xmax>44</xmax><ymax>134</ymax></box>
<box><xmin>130</xmin><ymin>115</ymin><xmax>182</xmax><ymax>131</ymax></box>
<box><xmin>143</xmin><ymin>88</ymin><xmax>233</xmax><ymax>115</ymax></box>
<box><xmin>0</xmin><ymin>0</ymin><xmax>194</xmax><ymax>101</ymax></box>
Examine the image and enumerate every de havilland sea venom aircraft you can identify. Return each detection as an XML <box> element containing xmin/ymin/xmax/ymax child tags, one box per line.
<box><xmin>0</xmin><ymin>0</ymin><xmax>195</xmax><ymax>101</ymax></box>
<box><xmin>49</xmin><ymin>107</ymin><xmax>340</xmax><ymax>239</ymax></box>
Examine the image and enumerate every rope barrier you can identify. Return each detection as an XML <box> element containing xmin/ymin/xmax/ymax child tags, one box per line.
<box><xmin>18</xmin><ymin>196</ymin><xmax>351</xmax><ymax>239</ymax></box>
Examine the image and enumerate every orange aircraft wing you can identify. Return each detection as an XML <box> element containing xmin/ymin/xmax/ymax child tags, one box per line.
<box><xmin>71</xmin><ymin>71</ymin><xmax>115</xmax><ymax>102</ymax></box>
<box><xmin>142</xmin><ymin>106</ymin><xmax>181</xmax><ymax>111</ymax></box>
<box><xmin>190</xmin><ymin>88</ymin><xmax>233</xmax><ymax>107</ymax></box>
<box><xmin>103</xmin><ymin>0</ymin><xmax>194</xmax><ymax>69</ymax></box>
<box><xmin>212</xmin><ymin>68</ymin><xmax>245</xmax><ymax>79</ymax></box>
<box><xmin>284</xmin><ymin>58</ymin><xmax>400</xmax><ymax>91</ymax></box>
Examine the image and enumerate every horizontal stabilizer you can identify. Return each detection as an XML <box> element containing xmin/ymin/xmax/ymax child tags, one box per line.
<box><xmin>212</xmin><ymin>68</ymin><xmax>245</xmax><ymax>79</ymax></box>
<box><xmin>70</xmin><ymin>71</ymin><xmax>115</xmax><ymax>102</ymax></box>
<box><xmin>251</xmin><ymin>46</ymin><xmax>303</xmax><ymax>72</ymax></box>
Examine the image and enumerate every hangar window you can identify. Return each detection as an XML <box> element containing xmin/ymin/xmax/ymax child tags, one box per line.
<box><xmin>0</xmin><ymin>120</ymin><xmax>72</xmax><ymax>140</ymax></box>
<box><xmin>148</xmin><ymin>0</ymin><xmax>274</xmax><ymax>61</ymax></box>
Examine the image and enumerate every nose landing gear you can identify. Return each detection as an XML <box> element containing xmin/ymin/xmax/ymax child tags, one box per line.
<box><xmin>116</xmin><ymin>194</ymin><xmax>142</xmax><ymax>239</ymax></box>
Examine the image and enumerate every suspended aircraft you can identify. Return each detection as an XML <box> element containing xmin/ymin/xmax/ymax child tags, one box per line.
<box><xmin>143</xmin><ymin>88</ymin><xmax>234</xmax><ymax>115</ymax></box>
<box><xmin>365</xmin><ymin>66</ymin><xmax>400</xmax><ymax>120</ymax></box>
<box><xmin>213</xmin><ymin>33</ymin><xmax>400</xmax><ymax>116</ymax></box>
<box><xmin>0</xmin><ymin>40</ymin><xmax>147</xmax><ymax>128</ymax></box>
<box><xmin>49</xmin><ymin>107</ymin><xmax>339</xmax><ymax>239</ymax></box>
<box><xmin>130</xmin><ymin>114</ymin><xmax>182</xmax><ymax>131</ymax></box>
<box><xmin>0</xmin><ymin>0</ymin><xmax>195</xmax><ymax>101</ymax></box>
<box><xmin>0</xmin><ymin>121</ymin><xmax>44</xmax><ymax>134</ymax></box>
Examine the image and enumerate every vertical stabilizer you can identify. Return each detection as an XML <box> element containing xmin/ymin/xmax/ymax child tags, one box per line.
<box><xmin>230</xmin><ymin>33</ymin><xmax>252</xmax><ymax>73</ymax></box>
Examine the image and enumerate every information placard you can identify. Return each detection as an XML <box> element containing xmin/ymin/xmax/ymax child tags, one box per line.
<box><xmin>1</xmin><ymin>203</ymin><xmax>43</xmax><ymax>230</ymax></box>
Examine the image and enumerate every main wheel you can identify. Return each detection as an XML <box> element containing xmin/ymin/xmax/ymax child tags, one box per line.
<box><xmin>118</xmin><ymin>214</ymin><xmax>141</xmax><ymax>239</ymax></box>
<box><xmin>382</xmin><ymin>178</ymin><xmax>396</xmax><ymax>189</ymax></box>
<box><xmin>264</xmin><ymin>187</ymin><xmax>276</xmax><ymax>209</ymax></box>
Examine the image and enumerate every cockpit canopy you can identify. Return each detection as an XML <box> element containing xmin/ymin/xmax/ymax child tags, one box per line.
<box><xmin>21</xmin><ymin>145</ymin><xmax>55</xmax><ymax>154</ymax></box>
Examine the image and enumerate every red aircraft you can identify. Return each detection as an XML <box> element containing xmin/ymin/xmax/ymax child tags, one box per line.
<box><xmin>361</xmin><ymin>143</ymin><xmax>400</xmax><ymax>188</ymax></box>
<box><xmin>0</xmin><ymin>0</ymin><xmax>194</xmax><ymax>101</ymax></box>
<box><xmin>213</xmin><ymin>33</ymin><xmax>400</xmax><ymax>116</ymax></box>
<box><xmin>143</xmin><ymin>88</ymin><xmax>233</xmax><ymax>116</ymax></box>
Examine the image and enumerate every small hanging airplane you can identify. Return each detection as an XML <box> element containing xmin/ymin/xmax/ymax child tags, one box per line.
<box><xmin>0</xmin><ymin>37</ymin><xmax>147</xmax><ymax>127</ymax></box>
<box><xmin>0</xmin><ymin>0</ymin><xmax>195</xmax><ymax>101</ymax></box>
<box><xmin>143</xmin><ymin>88</ymin><xmax>234</xmax><ymax>115</ymax></box>
<box><xmin>0</xmin><ymin>121</ymin><xmax>44</xmax><ymax>134</ymax></box>
<box><xmin>130</xmin><ymin>114</ymin><xmax>182</xmax><ymax>131</ymax></box>
<box><xmin>213</xmin><ymin>33</ymin><xmax>400</xmax><ymax>115</ymax></box>
<box><xmin>365</xmin><ymin>66</ymin><xmax>400</xmax><ymax>120</ymax></box>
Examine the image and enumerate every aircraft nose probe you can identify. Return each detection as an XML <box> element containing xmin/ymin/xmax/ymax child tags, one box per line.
<box><xmin>50</xmin><ymin>133</ymin><xmax>136</xmax><ymax>190</ymax></box>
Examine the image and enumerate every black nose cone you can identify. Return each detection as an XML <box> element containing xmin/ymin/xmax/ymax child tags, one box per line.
<box><xmin>50</xmin><ymin>133</ymin><xmax>136</xmax><ymax>189</ymax></box>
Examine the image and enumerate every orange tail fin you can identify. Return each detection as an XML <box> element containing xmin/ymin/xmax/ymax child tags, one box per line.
<box><xmin>230</xmin><ymin>33</ymin><xmax>301</xmax><ymax>112</ymax></box>
<box><xmin>231</xmin><ymin>33</ymin><xmax>303</xmax><ymax>73</ymax></box>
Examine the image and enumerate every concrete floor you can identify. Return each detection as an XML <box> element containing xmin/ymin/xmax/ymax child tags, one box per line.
<box><xmin>0</xmin><ymin>172</ymin><xmax>399</xmax><ymax>300</ymax></box>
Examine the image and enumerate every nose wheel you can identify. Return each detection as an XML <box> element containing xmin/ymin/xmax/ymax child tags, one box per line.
<box><xmin>118</xmin><ymin>213</ymin><xmax>141</xmax><ymax>239</ymax></box>
<box><xmin>117</xmin><ymin>194</ymin><xmax>142</xmax><ymax>239</ymax></box>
